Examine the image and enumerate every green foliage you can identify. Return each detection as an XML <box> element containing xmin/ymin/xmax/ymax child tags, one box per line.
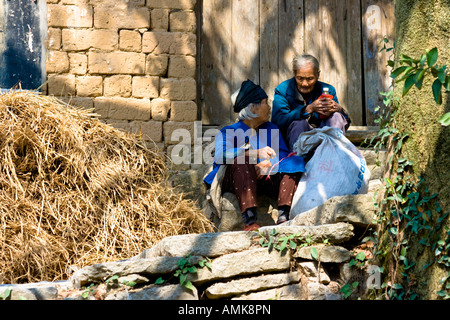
<box><xmin>390</xmin><ymin>47</ymin><xmax>449</xmax><ymax>104</ymax></box>
<box><xmin>0</xmin><ymin>288</ymin><xmax>11</xmax><ymax>300</ymax></box>
<box><xmin>340</xmin><ymin>281</ymin><xmax>359</xmax><ymax>299</ymax></box>
<box><xmin>367</xmin><ymin>40</ymin><xmax>450</xmax><ymax>300</ymax></box>
<box><xmin>257</xmin><ymin>228</ymin><xmax>328</xmax><ymax>257</ymax></box>
<box><xmin>154</xmin><ymin>255</ymin><xmax>212</xmax><ymax>291</ymax></box>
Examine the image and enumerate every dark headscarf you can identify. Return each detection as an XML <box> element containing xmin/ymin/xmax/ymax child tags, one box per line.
<box><xmin>233</xmin><ymin>80</ymin><xmax>268</xmax><ymax>113</ymax></box>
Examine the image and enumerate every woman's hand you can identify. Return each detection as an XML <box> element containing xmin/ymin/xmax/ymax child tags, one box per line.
<box><xmin>255</xmin><ymin>159</ymin><xmax>272</xmax><ymax>179</ymax></box>
<box><xmin>305</xmin><ymin>98</ymin><xmax>342</xmax><ymax>117</ymax></box>
<box><xmin>257</xmin><ymin>146</ymin><xmax>276</xmax><ymax>160</ymax></box>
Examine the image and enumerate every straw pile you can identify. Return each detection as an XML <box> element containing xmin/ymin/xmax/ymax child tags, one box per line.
<box><xmin>0</xmin><ymin>91</ymin><xmax>214</xmax><ymax>284</ymax></box>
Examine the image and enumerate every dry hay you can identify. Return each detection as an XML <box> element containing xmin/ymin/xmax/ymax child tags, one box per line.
<box><xmin>0</xmin><ymin>90</ymin><xmax>214</xmax><ymax>284</ymax></box>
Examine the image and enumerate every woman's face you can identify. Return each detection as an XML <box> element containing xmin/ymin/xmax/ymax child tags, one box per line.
<box><xmin>294</xmin><ymin>63</ymin><xmax>319</xmax><ymax>95</ymax></box>
<box><xmin>253</xmin><ymin>99</ymin><xmax>271</xmax><ymax>122</ymax></box>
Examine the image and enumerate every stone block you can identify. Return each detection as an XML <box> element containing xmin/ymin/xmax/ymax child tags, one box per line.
<box><xmin>168</xmin><ymin>55</ymin><xmax>196</xmax><ymax>78</ymax></box>
<box><xmin>170</xmin><ymin>101</ymin><xmax>197</xmax><ymax>121</ymax></box>
<box><xmin>163</xmin><ymin>121</ymin><xmax>194</xmax><ymax>145</ymax></box>
<box><xmin>142</xmin><ymin>32</ymin><xmax>196</xmax><ymax>55</ymax></box>
<box><xmin>60</xmin><ymin>96</ymin><xmax>94</xmax><ymax>110</ymax></box>
<box><xmin>47</xmin><ymin>74</ymin><xmax>76</xmax><ymax>96</ymax></box>
<box><xmin>94</xmin><ymin>6</ymin><xmax>150</xmax><ymax>29</ymax></box>
<box><xmin>132</xmin><ymin>76</ymin><xmax>159</xmax><ymax>98</ymax></box>
<box><xmin>105</xmin><ymin>284</ymin><xmax>198</xmax><ymax>300</ymax></box>
<box><xmin>146</xmin><ymin>0</ymin><xmax>196</xmax><ymax>10</ymax></box>
<box><xmin>46</xmin><ymin>28</ymin><xmax>61</xmax><ymax>50</ymax></box>
<box><xmin>288</xmin><ymin>193</ymin><xmax>377</xmax><ymax>228</ymax></box>
<box><xmin>68</xmin><ymin>53</ymin><xmax>88</xmax><ymax>75</ymax></box>
<box><xmin>151</xmin><ymin>98</ymin><xmax>170</xmax><ymax>121</ymax></box>
<box><xmin>231</xmin><ymin>283</ymin><xmax>307</xmax><ymax>300</ymax></box>
<box><xmin>103</xmin><ymin>75</ymin><xmax>132</xmax><ymax>97</ymax></box>
<box><xmin>94</xmin><ymin>97</ymin><xmax>151</xmax><ymax>120</ymax></box>
<box><xmin>88</xmin><ymin>51</ymin><xmax>146</xmax><ymax>74</ymax></box>
<box><xmin>160</xmin><ymin>78</ymin><xmax>196</xmax><ymax>101</ymax></box>
<box><xmin>145</xmin><ymin>54</ymin><xmax>168</xmax><ymax>76</ymax></box>
<box><xmin>129</xmin><ymin>120</ymin><xmax>163</xmax><ymax>142</ymax></box>
<box><xmin>294</xmin><ymin>245</ymin><xmax>351</xmax><ymax>263</ymax></box>
<box><xmin>135</xmin><ymin>231</ymin><xmax>254</xmax><ymax>260</ymax></box>
<box><xmin>187</xmin><ymin>248</ymin><xmax>291</xmax><ymax>285</ymax></box>
<box><xmin>46</xmin><ymin>51</ymin><xmax>69</xmax><ymax>73</ymax></box>
<box><xmin>62</xmin><ymin>29</ymin><xmax>118</xmax><ymax>51</ymax></box>
<box><xmin>119</xmin><ymin>30</ymin><xmax>142</xmax><ymax>52</ymax></box>
<box><xmin>170</xmin><ymin>11</ymin><xmax>196</xmax><ymax>33</ymax></box>
<box><xmin>205</xmin><ymin>272</ymin><xmax>300</xmax><ymax>299</ymax></box>
<box><xmin>47</xmin><ymin>4</ymin><xmax>93</xmax><ymax>28</ymax></box>
<box><xmin>76</xmin><ymin>76</ymin><xmax>103</xmax><ymax>97</ymax></box>
<box><xmin>151</xmin><ymin>8</ymin><xmax>169</xmax><ymax>31</ymax></box>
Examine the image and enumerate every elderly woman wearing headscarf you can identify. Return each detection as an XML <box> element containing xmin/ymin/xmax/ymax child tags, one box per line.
<box><xmin>204</xmin><ymin>80</ymin><xmax>306</xmax><ymax>231</ymax></box>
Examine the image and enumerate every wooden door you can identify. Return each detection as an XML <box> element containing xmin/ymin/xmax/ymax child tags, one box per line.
<box><xmin>199</xmin><ymin>0</ymin><xmax>395</xmax><ymax>127</ymax></box>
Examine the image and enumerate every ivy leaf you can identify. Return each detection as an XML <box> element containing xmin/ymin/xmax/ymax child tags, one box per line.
<box><xmin>184</xmin><ymin>281</ymin><xmax>195</xmax><ymax>291</ymax></box>
<box><xmin>390</xmin><ymin>66</ymin><xmax>408</xmax><ymax>79</ymax></box>
<box><xmin>402</xmin><ymin>74</ymin><xmax>416</xmax><ymax>96</ymax></box>
<box><xmin>426</xmin><ymin>47</ymin><xmax>438</xmax><ymax>67</ymax></box>
<box><xmin>432</xmin><ymin>79</ymin><xmax>442</xmax><ymax>104</ymax></box>
<box><xmin>155</xmin><ymin>277</ymin><xmax>165</xmax><ymax>285</ymax></box>
<box><xmin>438</xmin><ymin>112</ymin><xmax>450</xmax><ymax>126</ymax></box>
<box><xmin>355</xmin><ymin>252</ymin><xmax>366</xmax><ymax>261</ymax></box>
<box><xmin>310</xmin><ymin>247</ymin><xmax>319</xmax><ymax>260</ymax></box>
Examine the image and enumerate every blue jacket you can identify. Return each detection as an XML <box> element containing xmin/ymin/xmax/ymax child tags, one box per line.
<box><xmin>203</xmin><ymin>121</ymin><xmax>305</xmax><ymax>186</ymax></box>
<box><xmin>271</xmin><ymin>77</ymin><xmax>350</xmax><ymax>135</ymax></box>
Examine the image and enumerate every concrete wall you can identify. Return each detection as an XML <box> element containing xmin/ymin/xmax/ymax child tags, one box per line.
<box><xmin>43</xmin><ymin>0</ymin><xmax>198</xmax><ymax>155</ymax></box>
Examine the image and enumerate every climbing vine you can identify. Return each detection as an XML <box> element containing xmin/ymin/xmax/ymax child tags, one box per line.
<box><xmin>366</xmin><ymin>39</ymin><xmax>449</xmax><ymax>300</ymax></box>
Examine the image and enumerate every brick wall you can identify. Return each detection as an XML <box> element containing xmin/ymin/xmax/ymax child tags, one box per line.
<box><xmin>44</xmin><ymin>0</ymin><xmax>198</xmax><ymax>154</ymax></box>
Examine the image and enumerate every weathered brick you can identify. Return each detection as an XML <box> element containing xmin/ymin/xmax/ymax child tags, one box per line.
<box><xmin>151</xmin><ymin>8</ymin><xmax>169</xmax><ymax>31</ymax></box>
<box><xmin>47</xmin><ymin>4</ymin><xmax>93</xmax><ymax>28</ymax></box>
<box><xmin>47</xmin><ymin>74</ymin><xmax>76</xmax><ymax>96</ymax></box>
<box><xmin>129</xmin><ymin>120</ymin><xmax>163</xmax><ymax>142</ymax></box>
<box><xmin>103</xmin><ymin>75</ymin><xmax>132</xmax><ymax>97</ymax></box>
<box><xmin>88</xmin><ymin>51</ymin><xmax>146</xmax><ymax>74</ymax></box>
<box><xmin>89</xmin><ymin>0</ymin><xmax>146</xmax><ymax>7</ymax></box>
<box><xmin>170</xmin><ymin>11</ymin><xmax>196</xmax><ymax>33</ymax></box>
<box><xmin>95</xmin><ymin>97</ymin><xmax>151</xmax><ymax>121</ymax></box>
<box><xmin>76</xmin><ymin>76</ymin><xmax>103</xmax><ymax>97</ymax></box>
<box><xmin>160</xmin><ymin>78</ymin><xmax>196</xmax><ymax>101</ymax></box>
<box><xmin>142</xmin><ymin>32</ymin><xmax>196</xmax><ymax>55</ymax></box>
<box><xmin>60</xmin><ymin>96</ymin><xmax>94</xmax><ymax>110</ymax></box>
<box><xmin>62</xmin><ymin>29</ymin><xmax>118</xmax><ymax>51</ymax></box>
<box><xmin>132</xmin><ymin>76</ymin><xmax>159</xmax><ymax>99</ymax></box>
<box><xmin>119</xmin><ymin>30</ymin><xmax>142</xmax><ymax>52</ymax></box>
<box><xmin>168</xmin><ymin>55</ymin><xmax>196</xmax><ymax>78</ymax></box>
<box><xmin>46</xmin><ymin>51</ymin><xmax>69</xmax><ymax>73</ymax></box>
<box><xmin>146</xmin><ymin>0</ymin><xmax>196</xmax><ymax>10</ymax></box>
<box><xmin>145</xmin><ymin>54</ymin><xmax>168</xmax><ymax>76</ymax></box>
<box><xmin>94</xmin><ymin>6</ymin><xmax>150</xmax><ymax>29</ymax></box>
<box><xmin>46</xmin><ymin>28</ymin><xmax>61</xmax><ymax>50</ymax></box>
<box><xmin>151</xmin><ymin>98</ymin><xmax>170</xmax><ymax>121</ymax></box>
<box><xmin>163</xmin><ymin>121</ymin><xmax>194</xmax><ymax>145</ymax></box>
<box><xmin>170</xmin><ymin>101</ymin><xmax>197</xmax><ymax>121</ymax></box>
<box><xmin>68</xmin><ymin>53</ymin><xmax>88</xmax><ymax>75</ymax></box>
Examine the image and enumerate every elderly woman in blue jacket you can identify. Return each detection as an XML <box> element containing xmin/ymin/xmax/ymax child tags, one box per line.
<box><xmin>204</xmin><ymin>80</ymin><xmax>305</xmax><ymax>230</ymax></box>
<box><xmin>272</xmin><ymin>54</ymin><xmax>351</xmax><ymax>151</ymax></box>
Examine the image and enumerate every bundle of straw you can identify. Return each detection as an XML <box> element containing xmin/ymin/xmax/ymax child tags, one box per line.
<box><xmin>0</xmin><ymin>91</ymin><xmax>214</xmax><ymax>284</ymax></box>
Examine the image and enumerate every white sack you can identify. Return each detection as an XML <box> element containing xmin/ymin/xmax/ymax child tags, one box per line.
<box><xmin>290</xmin><ymin>127</ymin><xmax>370</xmax><ymax>218</ymax></box>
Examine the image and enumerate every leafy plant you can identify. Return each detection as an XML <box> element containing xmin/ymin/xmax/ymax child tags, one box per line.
<box><xmin>154</xmin><ymin>255</ymin><xmax>212</xmax><ymax>291</ymax></box>
<box><xmin>340</xmin><ymin>281</ymin><xmax>359</xmax><ymax>299</ymax></box>
<box><xmin>366</xmin><ymin>40</ymin><xmax>449</xmax><ymax>300</ymax></box>
<box><xmin>0</xmin><ymin>287</ymin><xmax>11</xmax><ymax>300</ymax></box>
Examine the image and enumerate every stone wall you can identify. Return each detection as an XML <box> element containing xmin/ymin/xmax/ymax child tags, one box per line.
<box><xmin>44</xmin><ymin>0</ymin><xmax>197</xmax><ymax>153</ymax></box>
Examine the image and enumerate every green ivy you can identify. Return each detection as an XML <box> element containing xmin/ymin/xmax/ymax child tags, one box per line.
<box><xmin>367</xmin><ymin>39</ymin><xmax>449</xmax><ymax>300</ymax></box>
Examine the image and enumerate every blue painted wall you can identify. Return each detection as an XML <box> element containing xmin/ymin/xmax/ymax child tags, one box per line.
<box><xmin>0</xmin><ymin>0</ymin><xmax>47</xmax><ymax>90</ymax></box>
